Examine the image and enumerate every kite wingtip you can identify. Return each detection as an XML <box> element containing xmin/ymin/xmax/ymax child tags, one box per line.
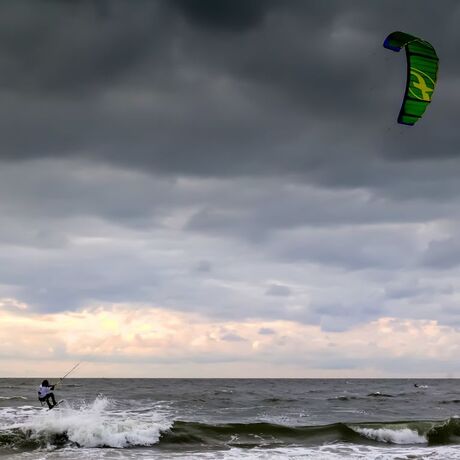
<box><xmin>383</xmin><ymin>38</ymin><xmax>401</xmax><ymax>52</ymax></box>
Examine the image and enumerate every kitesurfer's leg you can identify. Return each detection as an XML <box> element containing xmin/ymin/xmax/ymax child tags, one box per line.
<box><xmin>45</xmin><ymin>395</ymin><xmax>53</xmax><ymax>409</ymax></box>
<box><xmin>45</xmin><ymin>394</ymin><xmax>56</xmax><ymax>408</ymax></box>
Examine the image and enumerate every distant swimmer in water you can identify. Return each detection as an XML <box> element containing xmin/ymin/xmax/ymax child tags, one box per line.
<box><xmin>414</xmin><ymin>383</ymin><xmax>420</xmax><ymax>388</ymax></box>
<box><xmin>38</xmin><ymin>379</ymin><xmax>57</xmax><ymax>409</ymax></box>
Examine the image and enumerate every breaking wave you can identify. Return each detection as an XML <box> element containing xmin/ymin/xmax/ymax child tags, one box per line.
<box><xmin>2</xmin><ymin>403</ymin><xmax>460</xmax><ymax>452</ymax></box>
<box><xmin>0</xmin><ymin>396</ymin><xmax>171</xmax><ymax>450</ymax></box>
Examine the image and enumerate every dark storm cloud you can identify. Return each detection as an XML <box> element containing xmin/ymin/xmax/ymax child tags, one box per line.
<box><xmin>0</xmin><ymin>1</ymin><xmax>168</xmax><ymax>92</ymax></box>
<box><xmin>170</xmin><ymin>0</ymin><xmax>272</xmax><ymax>31</ymax></box>
<box><xmin>0</xmin><ymin>0</ymin><xmax>458</xmax><ymax>188</ymax></box>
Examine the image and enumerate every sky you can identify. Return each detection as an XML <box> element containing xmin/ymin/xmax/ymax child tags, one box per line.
<box><xmin>1</xmin><ymin>0</ymin><xmax>459</xmax><ymax>378</ymax></box>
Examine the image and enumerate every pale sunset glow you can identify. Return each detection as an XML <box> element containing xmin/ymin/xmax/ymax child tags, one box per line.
<box><xmin>2</xmin><ymin>301</ymin><xmax>459</xmax><ymax>377</ymax></box>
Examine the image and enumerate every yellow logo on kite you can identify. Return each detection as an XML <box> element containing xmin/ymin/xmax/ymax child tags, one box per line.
<box><xmin>409</xmin><ymin>68</ymin><xmax>435</xmax><ymax>101</ymax></box>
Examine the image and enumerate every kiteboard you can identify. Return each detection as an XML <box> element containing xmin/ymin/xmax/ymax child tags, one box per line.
<box><xmin>48</xmin><ymin>400</ymin><xmax>64</xmax><ymax>411</ymax></box>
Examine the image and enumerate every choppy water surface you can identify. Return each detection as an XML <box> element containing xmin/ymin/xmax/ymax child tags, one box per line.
<box><xmin>1</xmin><ymin>379</ymin><xmax>460</xmax><ymax>458</ymax></box>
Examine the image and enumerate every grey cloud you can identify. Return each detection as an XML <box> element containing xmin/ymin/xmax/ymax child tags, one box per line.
<box><xmin>271</xmin><ymin>227</ymin><xmax>418</xmax><ymax>270</ymax></box>
<box><xmin>184</xmin><ymin>177</ymin><xmax>460</xmax><ymax>242</ymax></box>
<box><xmin>265</xmin><ymin>284</ymin><xmax>291</xmax><ymax>297</ymax></box>
<box><xmin>170</xmin><ymin>0</ymin><xmax>273</xmax><ymax>31</ymax></box>
<box><xmin>384</xmin><ymin>279</ymin><xmax>454</xmax><ymax>300</ymax></box>
<box><xmin>220</xmin><ymin>331</ymin><xmax>246</xmax><ymax>342</ymax></box>
<box><xmin>313</xmin><ymin>300</ymin><xmax>383</xmax><ymax>333</ymax></box>
<box><xmin>422</xmin><ymin>238</ymin><xmax>460</xmax><ymax>269</ymax></box>
<box><xmin>194</xmin><ymin>260</ymin><xmax>212</xmax><ymax>273</ymax></box>
<box><xmin>258</xmin><ymin>327</ymin><xmax>275</xmax><ymax>336</ymax></box>
<box><xmin>0</xmin><ymin>1</ymin><xmax>169</xmax><ymax>93</ymax></box>
<box><xmin>0</xmin><ymin>158</ymin><xmax>458</xmax><ymax>331</ymax></box>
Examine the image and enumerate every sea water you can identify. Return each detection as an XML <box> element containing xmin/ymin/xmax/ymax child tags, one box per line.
<box><xmin>1</xmin><ymin>378</ymin><xmax>460</xmax><ymax>459</ymax></box>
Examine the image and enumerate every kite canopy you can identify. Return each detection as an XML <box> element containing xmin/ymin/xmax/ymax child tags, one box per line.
<box><xmin>383</xmin><ymin>31</ymin><xmax>438</xmax><ymax>126</ymax></box>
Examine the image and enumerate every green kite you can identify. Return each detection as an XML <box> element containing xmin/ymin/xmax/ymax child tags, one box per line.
<box><xmin>383</xmin><ymin>31</ymin><xmax>439</xmax><ymax>126</ymax></box>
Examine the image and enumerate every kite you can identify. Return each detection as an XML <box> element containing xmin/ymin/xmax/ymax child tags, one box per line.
<box><xmin>383</xmin><ymin>31</ymin><xmax>439</xmax><ymax>126</ymax></box>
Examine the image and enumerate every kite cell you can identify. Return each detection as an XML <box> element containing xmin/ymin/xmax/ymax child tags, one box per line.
<box><xmin>383</xmin><ymin>31</ymin><xmax>439</xmax><ymax>126</ymax></box>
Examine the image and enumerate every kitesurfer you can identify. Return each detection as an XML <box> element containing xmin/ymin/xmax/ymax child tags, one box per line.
<box><xmin>38</xmin><ymin>379</ymin><xmax>57</xmax><ymax>409</ymax></box>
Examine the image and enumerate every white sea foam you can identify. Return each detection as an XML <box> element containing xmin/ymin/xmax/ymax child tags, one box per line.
<box><xmin>208</xmin><ymin>444</ymin><xmax>460</xmax><ymax>459</ymax></box>
<box><xmin>18</xmin><ymin>395</ymin><xmax>172</xmax><ymax>448</ymax></box>
<box><xmin>13</xmin><ymin>444</ymin><xmax>460</xmax><ymax>460</ymax></box>
<box><xmin>353</xmin><ymin>426</ymin><xmax>426</xmax><ymax>444</ymax></box>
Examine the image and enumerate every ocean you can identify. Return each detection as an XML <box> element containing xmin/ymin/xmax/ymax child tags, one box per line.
<box><xmin>1</xmin><ymin>378</ymin><xmax>460</xmax><ymax>459</ymax></box>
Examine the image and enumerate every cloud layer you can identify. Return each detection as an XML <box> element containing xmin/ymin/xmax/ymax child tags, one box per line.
<box><xmin>0</xmin><ymin>1</ymin><xmax>459</xmax><ymax>376</ymax></box>
<box><xmin>2</xmin><ymin>303</ymin><xmax>459</xmax><ymax>378</ymax></box>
